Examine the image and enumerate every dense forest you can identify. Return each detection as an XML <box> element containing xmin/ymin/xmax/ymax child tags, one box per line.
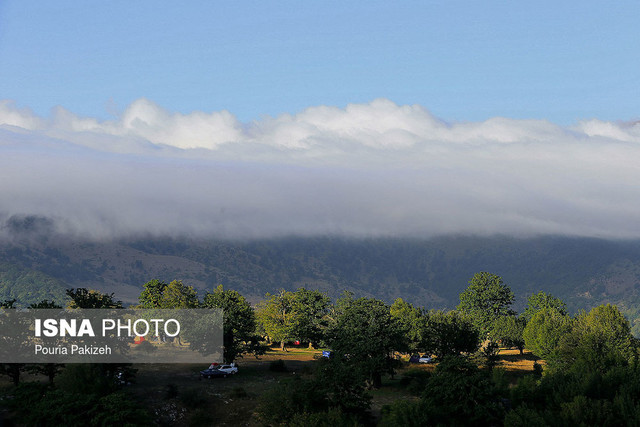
<box><xmin>4</xmin><ymin>234</ymin><xmax>640</xmax><ymax>335</ymax></box>
<box><xmin>2</xmin><ymin>272</ymin><xmax>640</xmax><ymax>425</ymax></box>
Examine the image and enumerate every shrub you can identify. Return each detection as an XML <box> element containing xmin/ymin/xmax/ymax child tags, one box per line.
<box><xmin>399</xmin><ymin>369</ymin><xmax>431</xmax><ymax>395</ymax></box>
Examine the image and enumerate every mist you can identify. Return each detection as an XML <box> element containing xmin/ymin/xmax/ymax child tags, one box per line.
<box><xmin>2</xmin><ymin>98</ymin><xmax>640</xmax><ymax>240</ymax></box>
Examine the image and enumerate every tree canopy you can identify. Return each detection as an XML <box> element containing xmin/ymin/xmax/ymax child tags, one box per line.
<box><xmin>326</xmin><ymin>297</ymin><xmax>404</xmax><ymax>388</ymax></box>
<box><xmin>560</xmin><ymin>304</ymin><xmax>636</xmax><ymax>373</ymax></box>
<box><xmin>66</xmin><ymin>288</ymin><xmax>122</xmax><ymax>309</ymax></box>
<box><xmin>523</xmin><ymin>291</ymin><xmax>567</xmax><ymax>322</ymax></box>
<box><xmin>256</xmin><ymin>290</ymin><xmax>298</xmax><ymax>351</ymax></box>
<box><xmin>201</xmin><ymin>285</ymin><xmax>265</xmax><ymax>363</ymax></box>
<box><xmin>422</xmin><ymin>310</ymin><xmax>480</xmax><ymax>359</ymax></box>
<box><xmin>457</xmin><ymin>272</ymin><xmax>515</xmax><ymax>336</ymax></box>
<box><xmin>523</xmin><ymin>307</ymin><xmax>573</xmax><ymax>362</ymax></box>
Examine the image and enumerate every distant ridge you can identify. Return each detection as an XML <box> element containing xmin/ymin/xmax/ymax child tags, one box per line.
<box><xmin>2</xmin><ymin>233</ymin><xmax>640</xmax><ymax>333</ymax></box>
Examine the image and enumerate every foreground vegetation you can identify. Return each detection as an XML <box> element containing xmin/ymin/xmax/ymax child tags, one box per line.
<box><xmin>2</xmin><ymin>272</ymin><xmax>640</xmax><ymax>425</ymax></box>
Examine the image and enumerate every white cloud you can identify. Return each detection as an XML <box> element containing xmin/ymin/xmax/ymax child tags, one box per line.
<box><xmin>1</xmin><ymin>98</ymin><xmax>640</xmax><ymax>240</ymax></box>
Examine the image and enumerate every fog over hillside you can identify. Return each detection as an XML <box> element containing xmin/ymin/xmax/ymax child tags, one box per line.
<box><xmin>2</xmin><ymin>99</ymin><xmax>640</xmax><ymax>241</ymax></box>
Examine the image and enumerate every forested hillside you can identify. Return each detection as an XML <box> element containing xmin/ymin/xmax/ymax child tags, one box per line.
<box><xmin>2</xmin><ymin>234</ymin><xmax>640</xmax><ymax>332</ymax></box>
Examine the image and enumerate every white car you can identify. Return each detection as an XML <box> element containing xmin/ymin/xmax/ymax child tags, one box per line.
<box><xmin>217</xmin><ymin>363</ymin><xmax>238</xmax><ymax>375</ymax></box>
<box><xmin>418</xmin><ymin>355</ymin><xmax>433</xmax><ymax>364</ymax></box>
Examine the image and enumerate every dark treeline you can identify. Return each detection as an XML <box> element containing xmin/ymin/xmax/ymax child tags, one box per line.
<box><xmin>2</xmin><ymin>272</ymin><xmax>640</xmax><ymax>425</ymax></box>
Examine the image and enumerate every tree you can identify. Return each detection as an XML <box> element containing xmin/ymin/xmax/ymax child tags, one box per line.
<box><xmin>159</xmin><ymin>280</ymin><xmax>198</xmax><ymax>308</ymax></box>
<box><xmin>290</xmin><ymin>288</ymin><xmax>330</xmax><ymax>348</ymax></box>
<box><xmin>201</xmin><ymin>285</ymin><xmax>265</xmax><ymax>363</ymax></box>
<box><xmin>523</xmin><ymin>307</ymin><xmax>573</xmax><ymax>363</ymax></box>
<box><xmin>0</xmin><ymin>299</ymin><xmax>25</xmax><ymax>385</ymax></box>
<box><xmin>257</xmin><ymin>359</ymin><xmax>371</xmax><ymax>425</ymax></box>
<box><xmin>1</xmin><ymin>299</ymin><xmax>16</xmax><ymax>309</ymax></box>
<box><xmin>256</xmin><ymin>290</ymin><xmax>297</xmax><ymax>351</ymax></box>
<box><xmin>28</xmin><ymin>300</ymin><xmax>62</xmax><ymax>309</ymax></box>
<box><xmin>422</xmin><ymin>310</ymin><xmax>480</xmax><ymax>359</ymax></box>
<box><xmin>64</xmin><ymin>289</ymin><xmax>132</xmax><ymax>385</ymax></box>
<box><xmin>138</xmin><ymin>279</ymin><xmax>198</xmax><ymax>309</ymax></box>
<box><xmin>326</xmin><ymin>297</ymin><xmax>404</xmax><ymax>388</ymax></box>
<box><xmin>138</xmin><ymin>279</ymin><xmax>168</xmax><ymax>308</ymax></box>
<box><xmin>490</xmin><ymin>315</ymin><xmax>526</xmax><ymax>354</ymax></box>
<box><xmin>390</xmin><ymin>298</ymin><xmax>425</xmax><ymax>354</ymax></box>
<box><xmin>523</xmin><ymin>291</ymin><xmax>567</xmax><ymax>322</ymax></box>
<box><xmin>457</xmin><ymin>272</ymin><xmax>515</xmax><ymax>336</ymax></box>
<box><xmin>380</xmin><ymin>356</ymin><xmax>504</xmax><ymax>426</ymax></box>
<box><xmin>560</xmin><ymin>304</ymin><xmax>636</xmax><ymax>373</ymax></box>
<box><xmin>27</xmin><ymin>300</ymin><xmax>65</xmax><ymax>384</ymax></box>
<box><xmin>66</xmin><ymin>288</ymin><xmax>122</xmax><ymax>309</ymax></box>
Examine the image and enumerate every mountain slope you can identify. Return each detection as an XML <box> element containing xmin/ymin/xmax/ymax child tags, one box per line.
<box><xmin>2</xmin><ymin>235</ymin><xmax>640</xmax><ymax>309</ymax></box>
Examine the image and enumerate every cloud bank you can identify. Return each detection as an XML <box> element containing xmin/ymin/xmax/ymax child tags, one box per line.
<box><xmin>1</xmin><ymin>98</ymin><xmax>640</xmax><ymax>240</ymax></box>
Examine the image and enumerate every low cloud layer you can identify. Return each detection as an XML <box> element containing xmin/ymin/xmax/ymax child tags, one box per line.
<box><xmin>1</xmin><ymin>98</ymin><xmax>640</xmax><ymax>240</ymax></box>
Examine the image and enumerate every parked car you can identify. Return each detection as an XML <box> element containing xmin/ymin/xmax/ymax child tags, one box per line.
<box><xmin>217</xmin><ymin>363</ymin><xmax>238</xmax><ymax>375</ymax></box>
<box><xmin>418</xmin><ymin>355</ymin><xmax>433</xmax><ymax>364</ymax></box>
<box><xmin>200</xmin><ymin>363</ymin><xmax>238</xmax><ymax>379</ymax></box>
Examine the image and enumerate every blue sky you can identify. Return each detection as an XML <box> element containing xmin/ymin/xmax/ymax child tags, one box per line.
<box><xmin>1</xmin><ymin>2</ymin><xmax>640</xmax><ymax>240</ymax></box>
<box><xmin>1</xmin><ymin>1</ymin><xmax>638</xmax><ymax>124</ymax></box>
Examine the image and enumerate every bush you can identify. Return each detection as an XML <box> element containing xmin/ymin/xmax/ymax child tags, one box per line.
<box><xmin>55</xmin><ymin>364</ymin><xmax>115</xmax><ymax>396</ymax></box>
<box><xmin>397</xmin><ymin>357</ymin><xmax>505</xmax><ymax>426</ymax></box>
<box><xmin>4</xmin><ymin>384</ymin><xmax>152</xmax><ymax>427</ymax></box>
<box><xmin>257</xmin><ymin>377</ymin><xmax>328</xmax><ymax>425</ymax></box>
<box><xmin>503</xmin><ymin>405</ymin><xmax>548</xmax><ymax>427</ymax></box>
<box><xmin>399</xmin><ymin>369</ymin><xmax>431</xmax><ymax>395</ymax></box>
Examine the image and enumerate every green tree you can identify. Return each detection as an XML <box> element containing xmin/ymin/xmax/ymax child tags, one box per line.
<box><xmin>159</xmin><ymin>280</ymin><xmax>198</xmax><ymax>308</ymax></box>
<box><xmin>523</xmin><ymin>291</ymin><xmax>567</xmax><ymax>322</ymax></box>
<box><xmin>422</xmin><ymin>310</ymin><xmax>480</xmax><ymax>359</ymax></box>
<box><xmin>523</xmin><ymin>307</ymin><xmax>573</xmax><ymax>363</ymax></box>
<box><xmin>138</xmin><ymin>279</ymin><xmax>168</xmax><ymax>308</ymax></box>
<box><xmin>64</xmin><ymin>289</ymin><xmax>133</xmax><ymax>386</ymax></box>
<box><xmin>201</xmin><ymin>285</ymin><xmax>265</xmax><ymax>363</ymax></box>
<box><xmin>27</xmin><ymin>300</ymin><xmax>65</xmax><ymax>384</ymax></box>
<box><xmin>490</xmin><ymin>315</ymin><xmax>526</xmax><ymax>354</ymax></box>
<box><xmin>257</xmin><ymin>359</ymin><xmax>370</xmax><ymax>425</ymax></box>
<box><xmin>137</xmin><ymin>279</ymin><xmax>198</xmax><ymax>309</ymax></box>
<box><xmin>290</xmin><ymin>288</ymin><xmax>330</xmax><ymax>348</ymax></box>
<box><xmin>256</xmin><ymin>290</ymin><xmax>297</xmax><ymax>351</ymax></box>
<box><xmin>66</xmin><ymin>288</ymin><xmax>122</xmax><ymax>309</ymax></box>
<box><xmin>390</xmin><ymin>298</ymin><xmax>425</xmax><ymax>354</ymax></box>
<box><xmin>0</xmin><ymin>298</ymin><xmax>26</xmax><ymax>385</ymax></box>
<box><xmin>560</xmin><ymin>304</ymin><xmax>636</xmax><ymax>373</ymax></box>
<box><xmin>457</xmin><ymin>272</ymin><xmax>515</xmax><ymax>337</ymax></box>
<box><xmin>28</xmin><ymin>299</ymin><xmax>62</xmax><ymax>309</ymax></box>
<box><xmin>380</xmin><ymin>356</ymin><xmax>504</xmax><ymax>426</ymax></box>
<box><xmin>326</xmin><ymin>297</ymin><xmax>404</xmax><ymax>388</ymax></box>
